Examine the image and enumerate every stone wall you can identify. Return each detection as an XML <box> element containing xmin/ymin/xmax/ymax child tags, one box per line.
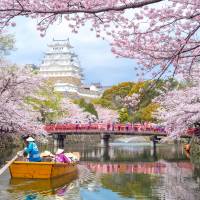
<box><xmin>190</xmin><ymin>136</ymin><xmax>200</xmax><ymax>164</ymax></box>
<box><xmin>49</xmin><ymin>135</ymin><xmax>101</xmax><ymax>145</ymax></box>
<box><xmin>0</xmin><ymin>135</ymin><xmax>20</xmax><ymax>151</ymax></box>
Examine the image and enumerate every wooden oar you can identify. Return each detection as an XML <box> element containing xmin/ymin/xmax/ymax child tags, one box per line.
<box><xmin>0</xmin><ymin>152</ymin><xmax>20</xmax><ymax>176</ymax></box>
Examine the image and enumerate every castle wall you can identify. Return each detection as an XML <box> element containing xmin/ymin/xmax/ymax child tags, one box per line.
<box><xmin>47</xmin><ymin>76</ymin><xmax>82</xmax><ymax>86</ymax></box>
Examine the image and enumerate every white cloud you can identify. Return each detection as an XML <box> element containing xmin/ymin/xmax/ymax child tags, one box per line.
<box><xmin>7</xmin><ymin>16</ymin><xmax>138</xmax><ymax>85</ymax></box>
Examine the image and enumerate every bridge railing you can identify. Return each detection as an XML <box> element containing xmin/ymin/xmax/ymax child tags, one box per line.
<box><xmin>186</xmin><ymin>127</ymin><xmax>200</xmax><ymax>137</ymax></box>
<box><xmin>43</xmin><ymin>123</ymin><xmax>200</xmax><ymax>137</ymax></box>
<box><xmin>44</xmin><ymin>123</ymin><xmax>166</xmax><ymax>133</ymax></box>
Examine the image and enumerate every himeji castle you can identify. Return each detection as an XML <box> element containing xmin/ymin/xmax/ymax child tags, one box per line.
<box><xmin>39</xmin><ymin>39</ymin><xmax>103</xmax><ymax>98</ymax></box>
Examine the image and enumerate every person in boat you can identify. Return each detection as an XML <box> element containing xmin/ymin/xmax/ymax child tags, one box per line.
<box><xmin>55</xmin><ymin>149</ymin><xmax>71</xmax><ymax>163</ymax></box>
<box><xmin>24</xmin><ymin>137</ymin><xmax>41</xmax><ymax>162</ymax></box>
<box><xmin>65</xmin><ymin>152</ymin><xmax>80</xmax><ymax>162</ymax></box>
<box><xmin>40</xmin><ymin>150</ymin><xmax>54</xmax><ymax>162</ymax></box>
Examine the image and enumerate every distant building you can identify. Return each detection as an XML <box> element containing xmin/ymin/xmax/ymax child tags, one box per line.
<box><xmin>25</xmin><ymin>64</ymin><xmax>39</xmax><ymax>70</ymax></box>
<box><xmin>39</xmin><ymin>38</ymin><xmax>83</xmax><ymax>93</ymax></box>
<box><xmin>39</xmin><ymin>39</ymin><xmax>104</xmax><ymax>98</ymax></box>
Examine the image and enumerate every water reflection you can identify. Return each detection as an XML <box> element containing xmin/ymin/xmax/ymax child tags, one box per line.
<box><xmin>77</xmin><ymin>143</ymin><xmax>188</xmax><ymax>163</ymax></box>
<box><xmin>85</xmin><ymin>162</ymin><xmax>167</xmax><ymax>174</ymax></box>
<box><xmin>0</xmin><ymin>142</ymin><xmax>199</xmax><ymax>199</ymax></box>
<box><xmin>9</xmin><ymin>172</ymin><xmax>77</xmax><ymax>195</ymax></box>
<box><xmin>80</xmin><ymin>161</ymin><xmax>200</xmax><ymax>200</ymax></box>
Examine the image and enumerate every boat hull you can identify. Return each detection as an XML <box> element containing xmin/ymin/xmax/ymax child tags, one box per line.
<box><xmin>9</xmin><ymin>161</ymin><xmax>78</xmax><ymax>179</ymax></box>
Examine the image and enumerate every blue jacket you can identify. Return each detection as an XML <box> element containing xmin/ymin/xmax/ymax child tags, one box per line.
<box><xmin>24</xmin><ymin>142</ymin><xmax>41</xmax><ymax>162</ymax></box>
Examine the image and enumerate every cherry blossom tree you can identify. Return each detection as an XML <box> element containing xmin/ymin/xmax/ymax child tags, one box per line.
<box><xmin>59</xmin><ymin>100</ymin><xmax>119</xmax><ymax>123</ymax></box>
<box><xmin>26</xmin><ymin>80</ymin><xmax>67</xmax><ymax>124</ymax></box>
<box><xmin>95</xmin><ymin>105</ymin><xmax>118</xmax><ymax>123</ymax></box>
<box><xmin>123</xmin><ymin>93</ymin><xmax>140</xmax><ymax>109</ymax></box>
<box><xmin>1</xmin><ymin>0</ymin><xmax>200</xmax><ymax>77</ymax></box>
<box><xmin>111</xmin><ymin>0</ymin><xmax>200</xmax><ymax>79</ymax></box>
<box><xmin>154</xmin><ymin>67</ymin><xmax>200</xmax><ymax>138</ymax></box>
<box><xmin>0</xmin><ymin>66</ymin><xmax>45</xmax><ymax>136</ymax></box>
<box><xmin>59</xmin><ymin>98</ymin><xmax>96</xmax><ymax>123</ymax></box>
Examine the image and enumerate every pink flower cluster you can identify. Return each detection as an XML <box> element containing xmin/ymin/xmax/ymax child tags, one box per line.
<box><xmin>0</xmin><ymin>66</ymin><xmax>45</xmax><ymax>136</ymax></box>
<box><xmin>123</xmin><ymin>93</ymin><xmax>140</xmax><ymax>109</ymax></box>
<box><xmin>1</xmin><ymin>0</ymin><xmax>200</xmax><ymax>77</ymax></box>
<box><xmin>154</xmin><ymin>66</ymin><xmax>200</xmax><ymax>137</ymax></box>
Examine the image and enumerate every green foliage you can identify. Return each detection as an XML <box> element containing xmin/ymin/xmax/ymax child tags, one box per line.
<box><xmin>96</xmin><ymin>82</ymin><xmax>135</xmax><ymax>109</ymax></box>
<box><xmin>95</xmin><ymin>78</ymin><xmax>179</xmax><ymax>123</ymax></box>
<box><xmin>0</xmin><ymin>33</ymin><xmax>15</xmax><ymax>56</ymax></box>
<box><xmin>103</xmin><ymin>82</ymin><xmax>134</xmax><ymax>100</ymax></box>
<box><xmin>133</xmin><ymin>103</ymin><xmax>160</xmax><ymax>122</ymax></box>
<box><xmin>92</xmin><ymin>98</ymin><xmax>112</xmax><ymax>108</ymax></box>
<box><xmin>26</xmin><ymin>80</ymin><xmax>66</xmax><ymax>123</ymax></box>
<box><xmin>118</xmin><ymin>108</ymin><xmax>130</xmax><ymax>123</ymax></box>
<box><xmin>101</xmin><ymin>173</ymin><xmax>159</xmax><ymax>199</ymax></box>
<box><xmin>74</xmin><ymin>98</ymin><xmax>98</xmax><ymax>118</ymax></box>
<box><xmin>129</xmin><ymin>81</ymin><xmax>146</xmax><ymax>94</ymax></box>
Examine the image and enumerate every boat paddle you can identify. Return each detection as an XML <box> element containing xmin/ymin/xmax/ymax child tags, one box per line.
<box><xmin>0</xmin><ymin>151</ymin><xmax>22</xmax><ymax>176</ymax></box>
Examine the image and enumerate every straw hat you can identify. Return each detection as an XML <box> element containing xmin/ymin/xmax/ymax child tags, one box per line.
<box><xmin>56</xmin><ymin>149</ymin><xmax>64</xmax><ymax>155</ymax></box>
<box><xmin>65</xmin><ymin>152</ymin><xmax>80</xmax><ymax>161</ymax></box>
<box><xmin>65</xmin><ymin>152</ymin><xmax>75</xmax><ymax>158</ymax></box>
<box><xmin>40</xmin><ymin>150</ymin><xmax>54</xmax><ymax>157</ymax></box>
<box><xmin>26</xmin><ymin>137</ymin><xmax>35</xmax><ymax>142</ymax></box>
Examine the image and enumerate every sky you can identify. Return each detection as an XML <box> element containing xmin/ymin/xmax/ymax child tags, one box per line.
<box><xmin>7</xmin><ymin>17</ymin><xmax>138</xmax><ymax>86</ymax></box>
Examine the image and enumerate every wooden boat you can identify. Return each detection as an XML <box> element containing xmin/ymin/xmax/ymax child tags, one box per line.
<box><xmin>9</xmin><ymin>161</ymin><xmax>78</xmax><ymax>179</ymax></box>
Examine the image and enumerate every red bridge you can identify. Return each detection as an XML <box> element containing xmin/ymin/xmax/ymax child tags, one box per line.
<box><xmin>44</xmin><ymin>123</ymin><xmax>196</xmax><ymax>148</ymax></box>
<box><xmin>45</xmin><ymin>123</ymin><xmax>166</xmax><ymax>135</ymax></box>
<box><xmin>44</xmin><ymin>123</ymin><xmax>195</xmax><ymax>138</ymax></box>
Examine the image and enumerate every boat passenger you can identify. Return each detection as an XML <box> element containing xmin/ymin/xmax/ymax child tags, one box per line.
<box><xmin>65</xmin><ymin>152</ymin><xmax>79</xmax><ymax>162</ymax></box>
<box><xmin>24</xmin><ymin>137</ymin><xmax>41</xmax><ymax>162</ymax></box>
<box><xmin>40</xmin><ymin>150</ymin><xmax>54</xmax><ymax>162</ymax></box>
<box><xmin>55</xmin><ymin>149</ymin><xmax>71</xmax><ymax>163</ymax></box>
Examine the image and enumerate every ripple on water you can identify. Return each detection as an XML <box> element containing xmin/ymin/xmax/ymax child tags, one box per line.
<box><xmin>1</xmin><ymin>143</ymin><xmax>200</xmax><ymax>200</ymax></box>
<box><xmin>3</xmin><ymin>164</ymin><xmax>94</xmax><ymax>200</ymax></box>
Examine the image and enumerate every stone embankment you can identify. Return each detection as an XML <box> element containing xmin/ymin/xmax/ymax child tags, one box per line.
<box><xmin>190</xmin><ymin>136</ymin><xmax>200</xmax><ymax>164</ymax></box>
<box><xmin>0</xmin><ymin>135</ymin><xmax>20</xmax><ymax>151</ymax></box>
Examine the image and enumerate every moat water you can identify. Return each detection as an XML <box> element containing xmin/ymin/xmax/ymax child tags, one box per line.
<box><xmin>0</xmin><ymin>140</ymin><xmax>200</xmax><ymax>200</ymax></box>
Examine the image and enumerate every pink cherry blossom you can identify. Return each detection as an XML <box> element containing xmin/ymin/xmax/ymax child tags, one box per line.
<box><xmin>59</xmin><ymin>98</ymin><xmax>96</xmax><ymax>123</ymax></box>
<box><xmin>123</xmin><ymin>93</ymin><xmax>140</xmax><ymax>109</ymax></box>
<box><xmin>154</xmin><ymin>66</ymin><xmax>200</xmax><ymax>138</ymax></box>
<box><xmin>0</xmin><ymin>66</ymin><xmax>45</xmax><ymax>136</ymax></box>
<box><xmin>1</xmin><ymin>0</ymin><xmax>200</xmax><ymax>77</ymax></box>
<box><xmin>95</xmin><ymin>105</ymin><xmax>118</xmax><ymax>123</ymax></box>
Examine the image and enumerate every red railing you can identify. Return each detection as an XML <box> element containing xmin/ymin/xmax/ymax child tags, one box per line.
<box><xmin>44</xmin><ymin>123</ymin><xmax>200</xmax><ymax>137</ymax></box>
<box><xmin>44</xmin><ymin>123</ymin><xmax>166</xmax><ymax>133</ymax></box>
<box><xmin>186</xmin><ymin>127</ymin><xmax>200</xmax><ymax>136</ymax></box>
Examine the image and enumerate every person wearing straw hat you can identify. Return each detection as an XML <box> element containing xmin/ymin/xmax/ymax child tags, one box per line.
<box><xmin>40</xmin><ymin>150</ymin><xmax>54</xmax><ymax>162</ymax></box>
<box><xmin>55</xmin><ymin>149</ymin><xmax>71</xmax><ymax>163</ymax></box>
<box><xmin>24</xmin><ymin>137</ymin><xmax>41</xmax><ymax>162</ymax></box>
<box><xmin>65</xmin><ymin>152</ymin><xmax>79</xmax><ymax>162</ymax></box>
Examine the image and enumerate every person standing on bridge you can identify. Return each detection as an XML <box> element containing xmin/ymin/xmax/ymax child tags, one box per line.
<box><xmin>107</xmin><ymin>123</ymin><xmax>111</xmax><ymax>131</ymax></box>
<box><xmin>125</xmin><ymin>123</ymin><xmax>129</xmax><ymax>131</ymax></box>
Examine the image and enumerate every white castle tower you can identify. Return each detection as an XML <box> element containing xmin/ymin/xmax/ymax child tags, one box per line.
<box><xmin>40</xmin><ymin>39</ymin><xmax>84</xmax><ymax>92</ymax></box>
